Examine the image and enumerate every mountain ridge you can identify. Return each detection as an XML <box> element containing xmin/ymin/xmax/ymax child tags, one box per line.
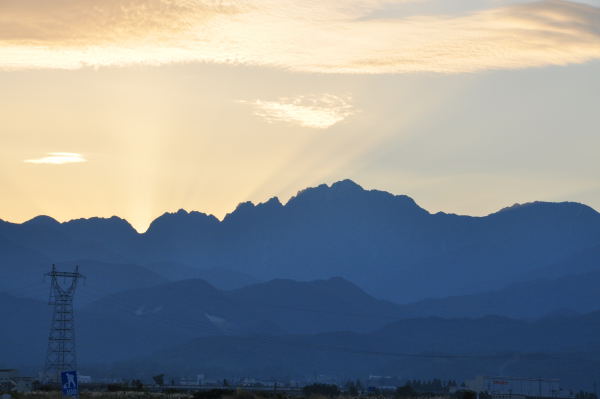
<box><xmin>2</xmin><ymin>179</ymin><xmax>600</xmax><ymax>302</ymax></box>
<box><xmin>7</xmin><ymin>179</ymin><xmax>598</xmax><ymax>231</ymax></box>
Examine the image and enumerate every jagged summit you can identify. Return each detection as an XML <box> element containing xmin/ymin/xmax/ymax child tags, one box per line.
<box><xmin>229</xmin><ymin>201</ymin><xmax>256</xmax><ymax>216</ymax></box>
<box><xmin>145</xmin><ymin>209</ymin><xmax>219</xmax><ymax>236</ymax></box>
<box><xmin>260</xmin><ymin>196</ymin><xmax>283</xmax><ymax>208</ymax></box>
<box><xmin>23</xmin><ymin>215</ymin><xmax>60</xmax><ymax>226</ymax></box>
<box><xmin>224</xmin><ymin>196</ymin><xmax>284</xmax><ymax>224</ymax></box>
<box><xmin>65</xmin><ymin>215</ymin><xmax>136</xmax><ymax>229</ymax></box>
<box><xmin>288</xmin><ymin>179</ymin><xmax>363</xmax><ymax>203</ymax></box>
<box><xmin>9</xmin><ymin>180</ymin><xmax>598</xmax><ymax>231</ymax></box>
<box><xmin>66</xmin><ymin>215</ymin><xmax>128</xmax><ymax>222</ymax></box>
<box><xmin>285</xmin><ymin>179</ymin><xmax>426</xmax><ymax>215</ymax></box>
<box><xmin>491</xmin><ymin>200</ymin><xmax>599</xmax><ymax>217</ymax></box>
<box><xmin>330</xmin><ymin>178</ymin><xmax>363</xmax><ymax>191</ymax></box>
<box><xmin>149</xmin><ymin>209</ymin><xmax>218</xmax><ymax>223</ymax></box>
<box><xmin>1</xmin><ymin>179</ymin><xmax>600</xmax><ymax>303</ymax></box>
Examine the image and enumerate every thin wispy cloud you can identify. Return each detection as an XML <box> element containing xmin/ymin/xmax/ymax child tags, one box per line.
<box><xmin>241</xmin><ymin>95</ymin><xmax>355</xmax><ymax>129</ymax></box>
<box><xmin>24</xmin><ymin>152</ymin><xmax>87</xmax><ymax>165</ymax></box>
<box><xmin>1</xmin><ymin>0</ymin><xmax>600</xmax><ymax>73</ymax></box>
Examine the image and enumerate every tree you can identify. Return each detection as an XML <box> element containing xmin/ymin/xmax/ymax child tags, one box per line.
<box><xmin>153</xmin><ymin>374</ymin><xmax>165</xmax><ymax>386</ymax></box>
<box><xmin>396</xmin><ymin>384</ymin><xmax>417</xmax><ymax>398</ymax></box>
<box><xmin>303</xmin><ymin>383</ymin><xmax>341</xmax><ymax>397</ymax></box>
<box><xmin>453</xmin><ymin>390</ymin><xmax>476</xmax><ymax>399</ymax></box>
<box><xmin>131</xmin><ymin>379</ymin><xmax>144</xmax><ymax>391</ymax></box>
<box><xmin>346</xmin><ymin>381</ymin><xmax>359</xmax><ymax>396</ymax></box>
<box><xmin>193</xmin><ymin>389</ymin><xmax>234</xmax><ymax>399</ymax></box>
<box><xmin>356</xmin><ymin>379</ymin><xmax>364</xmax><ymax>392</ymax></box>
<box><xmin>576</xmin><ymin>391</ymin><xmax>598</xmax><ymax>399</ymax></box>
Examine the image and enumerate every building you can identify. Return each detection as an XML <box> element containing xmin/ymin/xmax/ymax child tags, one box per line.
<box><xmin>13</xmin><ymin>377</ymin><xmax>33</xmax><ymax>393</ymax></box>
<box><xmin>466</xmin><ymin>376</ymin><xmax>574</xmax><ymax>399</ymax></box>
<box><xmin>179</xmin><ymin>375</ymin><xmax>204</xmax><ymax>386</ymax></box>
<box><xmin>78</xmin><ymin>375</ymin><xmax>92</xmax><ymax>384</ymax></box>
<box><xmin>0</xmin><ymin>370</ymin><xmax>17</xmax><ymax>390</ymax></box>
<box><xmin>0</xmin><ymin>370</ymin><xmax>33</xmax><ymax>393</ymax></box>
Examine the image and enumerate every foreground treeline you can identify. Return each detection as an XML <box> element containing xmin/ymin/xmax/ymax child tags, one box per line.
<box><xmin>6</xmin><ymin>391</ymin><xmax>450</xmax><ymax>399</ymax></box>
<box><xmin>4</xmin><ymin>385</ymin><xmax>476</xmax><ymax>399</ymax></box>
<box><xmin>6</xmin><ymin>384</ymin><xmax>598</xmax><ymax>399</ymax></box>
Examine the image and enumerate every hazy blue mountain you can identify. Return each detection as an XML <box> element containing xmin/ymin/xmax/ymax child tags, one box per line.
<box><xmin>227</xmin><ymin>277</ymin><xmax>403</xmax><ymax>333</ymax></box>
<box><xmin>0</xmin><ymin>256</ymin><xmax>168</xmax><ymax>305</ymax></box>
<box><xmin>77</xmin><ymin>279</ymin><xmax>252</xmax><ymax>363</ymax></box>
<box><xmin>59</xmin><ymin>259</ymin><xmax>168</xmax><ymax>306</ymax></box>
<box><xmin>80</xmin><ymin>276</ymin><xmax>404</xmax><ymax>341</ymax></box>
<box><xmin>114</xmin><ymin>311</ymin><xmax>600</xmax><ymax>389</ymax></box>
<box><xmin>0</xmin><ymin>293</ymin><xmax>49</xmax><ymax>369</ymax></box>
<box><xmin>6</xmin><ymin>274</ymin><xmax>600</xmax><ymax>388</ymax></box>
<box><xmin>9</xmin><ymin>268</ymin><xmax>599</xmax><ymax>370</ymax></box>
<box><xmin>142</xmin><ymin>260</ymin><xmax>202</xmax><ymax>280</ymax></box>
<box><xmin>2</xmin><ymin>180</ymin><xmax>600</xmax><ymax>302</ymax></box>
<box><xmin>1</xmin><ymin>277</ymin><xmax>407</xmax><ymax>367</ymax></box>
<box><xmin>75</xmin><ymin>279</ymin><xmax>284</xmax><ymax>362</ymax></box>
<box><xmin>82</xmin><ymin>278</ymin><xmax>271</xmax><ymax>335</ymax></box>
<box><xmin>192</xmin><ymin>268</ymin><xmax>258</xmax><ymax>290</ymax></box>
<box><xmin>522</xmin><ymin>243</ymin><xmax>600</xmax><ymax>281</ymax></box>
<box><xmin>0</xmin><ymin>234</ymin><xmax>53</xmax><ymax>299</ymax></box>
<box><xmin>143</xmin><ymin>261</ymin><xmax>258</xmax><ymax>290</ymax></box>
<box><xmin>392</xmin><ymin>270</ymin><xmax>600</xmax><ymax>319</ymax></box>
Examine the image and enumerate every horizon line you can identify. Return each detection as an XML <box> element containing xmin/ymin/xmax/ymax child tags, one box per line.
<box><xmin>1</xmin><ymin>179</ymin><xmax>597</xmax><ymax>234</ymax></box>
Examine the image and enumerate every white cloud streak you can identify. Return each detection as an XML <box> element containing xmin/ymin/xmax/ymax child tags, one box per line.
<box><xmin>240</xmin><ymin>95</ymin><xmax>355</xmax><ymax>129</ymax></box>
<box><xmin>24</xmin><ymin>152</ymin><xmax>87</xmax><ymax>164</ymax></box>
<box><xmin>0</xmin><ymin>0</ymin><xmax>600</xmax><ymax>73</ymax></box>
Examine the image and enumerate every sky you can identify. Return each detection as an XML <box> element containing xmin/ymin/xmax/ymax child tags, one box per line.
<box><xmin>1</xmin><ymin>0</ymin><xmax>600</xmax><ymax>232</ymax></box>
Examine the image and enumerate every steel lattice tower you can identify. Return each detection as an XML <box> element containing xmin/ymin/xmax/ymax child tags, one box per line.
<box><xmin>43</xmin><ymin>264</ymin><xmax>84</xmax><ymax>384</ymax></box>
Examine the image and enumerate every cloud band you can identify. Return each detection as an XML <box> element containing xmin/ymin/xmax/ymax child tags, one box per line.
<box><xmin>1</xmin><ymin>0</ymin><xmax>599</xmax><ymax>73</ymax></box>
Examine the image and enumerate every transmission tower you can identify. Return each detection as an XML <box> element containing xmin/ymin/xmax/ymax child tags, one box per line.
<box><xmin>43</xmin><ymin>264</ymin><xmax>85</xmax><ymax>384</ymax></box>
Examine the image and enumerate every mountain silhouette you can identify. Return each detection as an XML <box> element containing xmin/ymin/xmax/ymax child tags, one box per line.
<box><xmin>1</xmin><ymin>179</ymin><xmax>600</xmax><ymax>303</ymax></box>
<box><xmin>3</xmin><ymin>179</ymin><xmax>600</xmax><ymax>387</ymax></box>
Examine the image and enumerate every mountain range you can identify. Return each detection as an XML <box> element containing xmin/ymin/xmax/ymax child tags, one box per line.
<box><xmin>1</xmin><ymin>277</ymin><xmax>407</xmax><ymax>365</ymax></box>
<box><xmin>3</xmin><ymin>274</ymin><xmax>600</xmax><ymax>386</ymax></box>
<box><xmin>112</xmin><ymin>309</ymin><xmax>600</xmax><ymax>389</ymax></box>
<box><xmin>2</xmin><ymin>179</ymin><xmax>600</xmax><ymax>387</ymax></box>
<box><xmin>2</xmin><ymin>179</ymin><xmax>600</xmax><ymax>303</ymax></box>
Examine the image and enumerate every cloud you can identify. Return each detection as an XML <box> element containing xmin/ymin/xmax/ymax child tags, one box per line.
<box><xmin>0</xmin><ymin>0</ymin><xmax>239</xmax><ymax>43</ymax></box>
<box><xmin>240</xmin><ymin>95</ymin><xmax>355</xmax><ymax>129</ymax></box>
<box><xmin>1</xmin><ymin>0</ymin><xmax>600</xmax><ymax>73</ymax></box>
<box><xmin>24</xmin><ymin>152</ymin><xmax>87</xmax><ymax>164</ymax></box>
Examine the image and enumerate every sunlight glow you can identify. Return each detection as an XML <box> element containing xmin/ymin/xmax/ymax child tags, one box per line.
<box><xmin>24</xmin><ymin>152</ymin><xmax>87</xmax><ymax>165</ymax></box>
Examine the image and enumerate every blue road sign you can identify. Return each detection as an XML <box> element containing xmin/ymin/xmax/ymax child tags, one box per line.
<box><xmin>61</xmin><ymin>371</ymin><xmax>79</xmax><ymax>397</ymax></box>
